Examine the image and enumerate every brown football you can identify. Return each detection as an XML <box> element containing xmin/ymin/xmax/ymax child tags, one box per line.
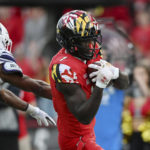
<box><xmin>87</xmin><ymin>62</ymin><xmax>102</xmax><ymax>83</ymax></box>
<box><xmin>87</xmin><ymin>62</ymin><xmax>113</xmax><ymax>86</ymax></box>
<box><xmin>87</xmin><ymin>62</ymin><xmax>101</xmax><ymax>76</ymax></box>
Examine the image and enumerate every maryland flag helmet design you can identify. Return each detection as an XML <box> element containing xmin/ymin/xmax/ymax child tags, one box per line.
<box><xmin>56</xmin><ymin>10</ymin><xmax>102</xmax><ymax>60</ymax></box>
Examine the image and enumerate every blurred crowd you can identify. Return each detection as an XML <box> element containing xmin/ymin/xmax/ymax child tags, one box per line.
<box><xmin>0</xmin><ymin>0</ymin><xmax>150</xmax><ymax>149</ymax></box>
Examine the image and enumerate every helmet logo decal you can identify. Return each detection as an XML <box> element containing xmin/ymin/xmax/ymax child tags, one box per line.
<box><xmin>75</xmin><ymin>14</ymin><xmax>93</xmax><ymax>37</ymax></box>
<box><xmin>61</xmin><ymin>13</ymin><xmax>76</xmax><ymax>30</ymax></box>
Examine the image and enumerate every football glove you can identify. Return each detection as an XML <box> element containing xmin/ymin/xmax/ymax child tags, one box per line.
<box><xmin>26</xmin><ymin>104</ymin><xmax>56</xmax><ymax>126</ymax></box>
<box><xmin>95</xmin><ymin>60</ymin><xmax>119</xmax><ymax>79</ymax></box>
<box><xmin>88</xmin><ymin>63</ymin><xmax>113</xmax><ymax>88</ymax></box>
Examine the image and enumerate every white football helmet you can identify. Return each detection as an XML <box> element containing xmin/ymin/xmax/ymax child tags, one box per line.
<box><xmin>0</xmin><ymin>23</ymin><xmax>12</xmax><ymax>52</ymax></box>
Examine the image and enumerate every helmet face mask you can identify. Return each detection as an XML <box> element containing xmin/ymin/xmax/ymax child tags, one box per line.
<box><xmin>56</xmin><ymin>10</ymin><xmax>102</xmax><ymax>60</ymax></box>
<box><xmin>71</xmin><ymin>35</ymin><xmax>102</xmax><ymax>60</ymax></box>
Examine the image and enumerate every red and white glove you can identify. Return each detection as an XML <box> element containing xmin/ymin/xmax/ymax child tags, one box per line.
<box><xmin>88</xmin><ymin>63</ymin><xmax>113</xmax><ymax>88</ymax></box>
<box><xmin>26</xmin><ymin>104</ymin><xmax>56</xmax><ymax>126</ymax></box>
<box><xmin>95</xmin><ymin>60</ymin><xmax>119</xmax><ymax>79</ymax></box>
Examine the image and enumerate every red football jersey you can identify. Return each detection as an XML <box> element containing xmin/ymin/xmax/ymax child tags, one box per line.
<box><xmin>49</xmin><ymin>48</ymin><xmax>102</xmax><ymax>137</ymax></box>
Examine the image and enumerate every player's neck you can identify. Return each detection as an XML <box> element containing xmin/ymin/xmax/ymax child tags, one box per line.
<box><xmin>65</xmin><ymin>49</ymin><xmax>87</xmax><ymax>64</ymax></box>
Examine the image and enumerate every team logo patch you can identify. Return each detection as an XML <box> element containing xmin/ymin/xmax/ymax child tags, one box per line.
<box><xmin>2</xmin><ymin>61</ymin><xmax>23</xmax><ymax>75</ymax></box>
<box><xmin>51</xmin><ymin>64</ymin><xmax>78</xmax><ymax>83</ymax></box>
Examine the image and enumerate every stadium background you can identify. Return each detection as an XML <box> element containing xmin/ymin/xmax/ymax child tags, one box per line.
<box><xmin>0</xmin><ymin>0</ymin><xmax>150</xmax><ymax>150</ymax></box>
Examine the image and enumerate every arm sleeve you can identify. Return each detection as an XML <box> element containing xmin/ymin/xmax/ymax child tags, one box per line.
<box><xmin>2</xmin><ymin>61</ymin><xmax>23</xmax><ymax>77</ymax></box>
<box><xmin>0</xmin><ymin>51</ymin><xmax>23</xmax><ymax>77</ymax></box>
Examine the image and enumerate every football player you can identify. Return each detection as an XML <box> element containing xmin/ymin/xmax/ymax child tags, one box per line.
<box><xmin>0</xmin><ymin>23</ymin><xmax>55</xmax><ymax>126</ymax></box>
<box><xmin>49</xmin><ymin>10</ymin><xmax>129</xmax><ymax>150</ymax></box>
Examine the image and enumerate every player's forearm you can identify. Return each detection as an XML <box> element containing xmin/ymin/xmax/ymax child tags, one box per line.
<box><xmin>15</xmin><ymin>75</ymin><xmax>52</xmax><ymax>99</ymax></box>
<box><xmin>33</xmin><ymin>79</ymin><xmax>52</xmax><ymax>99</ymax></box>
<box><xmin>34</xmin><ymin>86</ymin><xmax>52</xmax><ymax>99</ymax></box>
<box><xmin>112</xmin><ymin>71</ymin><xmax>129</xmax><ymax>89</ymax></box>
<box><xmin>76</xmin><ymin>87</ymin><xmax>103</xmax><ymax>124</ymax></box>
<box><xmin>0</xmin><ymin>89</ymin><xmax>28</xmax><ymax>111</ymax></box>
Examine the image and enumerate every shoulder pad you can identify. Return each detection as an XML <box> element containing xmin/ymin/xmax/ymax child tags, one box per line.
<box><xmin>2</xmin><ymin>61</ymin><xmax>23</xmax><ymax>77</ymax></box>
<box><xmin>0</xmin><ymin>51</ymin><xmax>16</xmax><ymax>64</ymax></box>
<box><xmin>51</xmin><ymin>63</ymin><xmax>78</xmax><ymax>84</ymax></box>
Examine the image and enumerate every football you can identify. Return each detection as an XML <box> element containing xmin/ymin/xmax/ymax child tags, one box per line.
<box><xmin>87</xmin><ymin>62</ymin><xmax>101</xmax><ymax>75</ymax></box>
<box><xmin>87</xmin><ymin>61</ymin><xmax>113</xmax><ymax>86</ymax></box>
<box><xmin>87</xmin><ymin>62</ymin><xmax>102</xmax><ymax>80</ymax></box>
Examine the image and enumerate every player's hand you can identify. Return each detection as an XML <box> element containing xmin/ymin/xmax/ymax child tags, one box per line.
<box><xmin>88</xmin><ymin>63</ymin><xmax>113</xmax><ymax>88</ymax></box>
<box><xmin>26</xmin><ymin>104</ymin><xmax>56</xmax><ymax>126</ymax></box>
<box><xmin>95</xmin><ymin>60</ymin><xmax>119</xmax><ymax>79</ymax></box>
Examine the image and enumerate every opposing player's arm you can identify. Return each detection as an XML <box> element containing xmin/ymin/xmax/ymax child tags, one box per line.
<box><xmin>56</xmin><ymin>83</ymin><xmax>103</xmax><ymax>124</ymax></box>
<box><xmin>0</xmin><ymin>88</ymin><xmax>56</xmax><ymax>126</ymax></box>
<box><xmin>0</xmin><ymin>88</ymin><xmax>28</xmax><ymax>111</ymax></box>
<box><xmin>0</xmin><ymin>65</ymin><xmax>52</xmax><ymax>99</ymax></box>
